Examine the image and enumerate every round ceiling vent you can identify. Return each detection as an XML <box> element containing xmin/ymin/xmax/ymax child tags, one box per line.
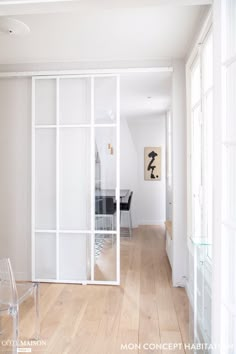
<box><xmin>0</xmin><ymin>17</ymin><xmax>30</xmax><ymax>36</ymax></box>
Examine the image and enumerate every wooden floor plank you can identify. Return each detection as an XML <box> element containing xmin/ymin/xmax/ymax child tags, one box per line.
<box><xmin>0</xmin><ymin>226</ymin><xmax>190</xmax><ymax>354</ymax></box>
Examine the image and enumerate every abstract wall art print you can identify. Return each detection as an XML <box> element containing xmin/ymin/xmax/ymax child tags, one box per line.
<box><xmin>144</xmin><ymin>147</ymin><xmax>161</xmax><ymax>181</ymax></box>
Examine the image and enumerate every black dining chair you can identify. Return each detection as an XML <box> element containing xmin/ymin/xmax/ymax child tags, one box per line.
<box><xmin>95</xmin><ymin>196</ymin><xmax>116</xmax><ymax>230</ymax></box>
<box><xmin>120</xmin><ymin>191</ymin><xmax>133</xmax><ymax>238</ymax></box>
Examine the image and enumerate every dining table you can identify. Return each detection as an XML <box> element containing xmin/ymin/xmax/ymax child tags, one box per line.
<box><xmin>95</xmin><ymin>189</ymin><xmax>130</xmax><ymax>200</ymax></box>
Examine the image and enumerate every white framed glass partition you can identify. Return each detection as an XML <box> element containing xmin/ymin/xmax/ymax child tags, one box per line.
<box><xmin>32</xmin><ymin>75</ymin><xmax>120</xmax><ymax>285</ymax></box>
<box><xmin>187</xmin><ymin>23</ymin><xmax>213</xmax><ymax>348</ymax></box>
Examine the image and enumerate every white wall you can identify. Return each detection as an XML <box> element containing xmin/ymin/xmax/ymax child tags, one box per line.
<box><xmin>120</xmin><ymin>117</ymin><xmax>138</xmax><ymax>227</ymax></box>
<box><xmin>126</xmin><ymin>116</ymin><xmax>166</xmax><ymax>226</ymax></box>
<box><xmin>0</xmin><ymin>78</ymin><xmax>31</xmax><ymax>280</ymax></box>
<box><xmin>172</xmin><ymin>59</ymin><xmax>187</xmax><ymax>287</ymax></box>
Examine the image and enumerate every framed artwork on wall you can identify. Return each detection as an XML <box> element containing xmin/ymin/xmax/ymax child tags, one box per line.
<box><xmin>144</xmin><ymin>147</ymin><xmax>161</xmax><ymax>181</ymax></box>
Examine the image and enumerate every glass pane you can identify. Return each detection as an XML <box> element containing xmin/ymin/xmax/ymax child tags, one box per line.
<box><xmin>224</xmin><ymin>0</ymin><xmax>236</xmax><ymax>61</ymax></box>
<box><xmin>225</xmin><ymin>62</ymin><xmax>236</xmax><ymax>142</ymax></box>
<box><xmin>221</xmin><ymin>304</ymin><xmax>236</xmax><ymax>353</ymax></box>
<box><xmin>95</xmin><ymin>127</ymin><xmax>117</xmax><ymax>231</ymax></box>
<box><xmin>222</xmin><ymin>145</ymin><xmax>236</xmax><ymax>224</ymax></box>
<box><xmin>35</xmin><ymin>129</ymin><xmax>56</xmax><ymax>229</ymax></box>
<box><xmin>94</xmin><ymin>77</ymin><xmax>117</xmax><ymax>124</ymax></box>
<box><xmin>59</xmin><ymin>78</ymin><xmax>91</xmax><ymax>125</ymax></box>
<box><xmin>35</xmin><ymin>79</ymin><xmax>56</xmax><ymax>125</ymax></box>
<box><xmin>94</xmin><ymin>233</ymin><xmax>117</xmax><ymax>281</ymax></box>
<box><xmin>192</xmin><ymin>106</ymin><xmax>203</xmax><ymax>238</ymax></box>
<box><xmin>35</xmin><ymin>233</ymin><xmax>56</xmax><ymax>279</ymax></box>
<box><xmin>196</xmin><ymin>266</ymin><xmax>204</xmax><ymax>327</ymax></box>
<box><xmin>59</xmin><ymin>128</ymin><xmax>91</xmax><ymax>230</ymax></box>
<box><xmin>204</xmin><ymin>90</ymin><xmax>213</xmax><ymax>246</ymax></box>
<box><xmin>191</xmin><ymin>59</ymin><xmax>201</xmax><ymax>106</ymax></box>
<box><xmin>59</xmin><ymin>234</ymin><xmax>90</xmax><ymax>281</ymax></box>
<box><xmin>202</xmin><ymin>32</ymin><xmax>213</xmax><ymax>92</ymax></box>
<box><xmin>222</xmin><ymin>225</ymin><xmax>236</xmax><ymax>307</ymax></box>
<box><xmin>203</xmin><ymin>270</ymin><xmax>212</xmax><ymax>341</ymax></box>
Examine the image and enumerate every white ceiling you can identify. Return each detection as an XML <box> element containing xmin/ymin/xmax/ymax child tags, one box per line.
<box><xmin>0</xmin><ymin>3</ymin><xmax>208</xmax><ymax>65</ymax></box>
<box><xmin>121</xmin><ymin>72</ymin><xmax>171</xmax><ymax>121</ymax></box>
<box><xmin>0</xmin><ymin>1</ymin><xmax>209</xmax><ymax>121</ymax></box>
<box><xmin>0</xmin><ymin>0</ymin><xmax>212</xmax><ymax>13</ymax></box>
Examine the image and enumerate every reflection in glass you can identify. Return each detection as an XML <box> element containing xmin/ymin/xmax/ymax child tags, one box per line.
<box><xmin>95</xmin><ymin>196</ymin><xmax>117</xmax><ymax>231</ymax></box>
<box><xmin>94</xmin><ymin>77</ymin><xmax>117</xmax><ymax>124</ymax></box>
<box><xmin>95</xmin><ymin>127</ymin><xmax>117</xmax><ymax>231</ymax></box>
<box><xmin>94</xmin><ymin>234</ymin><xmax>116</xmax><ymax>281</ymax></box>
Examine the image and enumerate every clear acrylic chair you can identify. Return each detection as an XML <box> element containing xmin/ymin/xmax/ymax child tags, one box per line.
<box><xmin>0</xmin><ymin>258</ymin><xmax>40</xmax><ymax>352</ymax></box>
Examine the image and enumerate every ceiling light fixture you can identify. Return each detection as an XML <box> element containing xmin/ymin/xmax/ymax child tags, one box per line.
<box><xmin>0</xmin><ymin>18</ymin><xmax>30</xmax><ymax>36</ymax></box>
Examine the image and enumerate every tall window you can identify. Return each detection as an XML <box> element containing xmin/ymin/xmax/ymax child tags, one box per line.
<box><xmin>189</xmin><ymin>30</ymin><xmax>213</xmax><ymax>252</ymax></box>
<box><xmin>190</xmin><ymin>57</ymin><xmax>202</xmax><ymax>240</ymax></box>
<box><xmin>220</xmin><ymin>0</ymin><xmax>236</xmax><ymax>350</ymax></box>
<box><xmin>202</xmin><ymin>31</ymin><xmax>213</xmax><ymax>254</ymax></box>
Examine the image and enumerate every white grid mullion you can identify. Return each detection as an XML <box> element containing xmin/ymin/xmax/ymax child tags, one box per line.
<box><xmin>31</xmin><ymin>78</ymin><xmax>36</xmax><ymax>281</ymax></box>
<box><xmin>56</xmin><ymin>78</ymin><xmax>60</xmax><ymax>281</ymax></box>
<box><xmin>35</xmin><ymin>279</ymin><xmax>119</xmax><ymax>285</ymax></box>
<box><xmin>116</xmin><ymin>75</ymin><xmax>120</xmax><ymax>285</ymax></box>
<box><xmin>35</xmin><ymin>229</ymin><xmax>117</xmax><ymax>235</ymax></box>
<box><xmin>35</xmin><ymin>125</ymin><xmax>57</xmax><ymax>129</ymax></box>
<box><xmin>90</xmin><ymin>77</ymin><xmax>95</xmax><ymax>282</ymax></box>
<box><xmin>34</xmin><ymin>74</ymin><xmax>120</xmax><ymax>80</ymax></box>
<box><xmin>58</xmin><ymin>124</ymin><xmax>91</xmax><ymax>128</ymax></box>
<box><xmin>35</xmin><ymin>124</ymin><xmax>117</xmax><ymax>129</ymax></box>
<box><xmin>35</xmin><ymin>230</ymin><xmax>96</xmax><ymax>234</ymax></box>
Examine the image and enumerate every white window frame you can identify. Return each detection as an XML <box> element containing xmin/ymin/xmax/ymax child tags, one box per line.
<box><xmin>186</xmin><ymin>10</ymin><xmax>213</xmax><ymax>345</ymax></box>
<box><xmin>212</xmin><ymin>0</ymin><xmax>236</xmax><ymax>352</ymax></box>
<box><xmin>186</xmin><ymin>20</ymin><xmax>213</xmax><ymax>251</ymax></box>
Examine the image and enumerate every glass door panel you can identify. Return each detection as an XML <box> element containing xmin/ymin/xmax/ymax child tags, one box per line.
<box><xmin>94</xmin><ymin>234</ymin><xmax>117</xmax><ymax>281</ymax></box>
<box><xmin>93</xmin><ymin>76</ymin><xmax>119</xmax><ymax>283</ymax></box>
<box><xmin>35</xmin><ymin>233</ymin><xmax>56</xmax><ymax>280</ymax></box>
<box><xmin>59</xmin><ymin>128</ymin><xmax>91</xmax><ymax>230</ymax></box>
<box><xmin>59</xmin><ymin>78</ymin><xmax>91</xmax><ymax>125</ymax></box>
<box><xmin>59</xmin><ymin>234</ymin><xmax>90</xmax><ymax>281</ymax></box>
<box><xmin>33</xmin><ymin>75</ymin><xmax>119</xmax><ymax>284</ymax></box>
<box><xmin>35</xmin><ymin>129</ymin><xmax>56</xmax><ymax>230</ymax></box>
<box><xmin>95</xmin><ymin>127</ymin><xmax>117</xmax><ymax>231</ymax></box>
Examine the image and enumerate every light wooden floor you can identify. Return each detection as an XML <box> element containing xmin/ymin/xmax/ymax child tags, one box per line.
<box><xmin>1</xmin><ymin>226</ymin><xmax>190</xmax><ymax>354</ymax></box>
